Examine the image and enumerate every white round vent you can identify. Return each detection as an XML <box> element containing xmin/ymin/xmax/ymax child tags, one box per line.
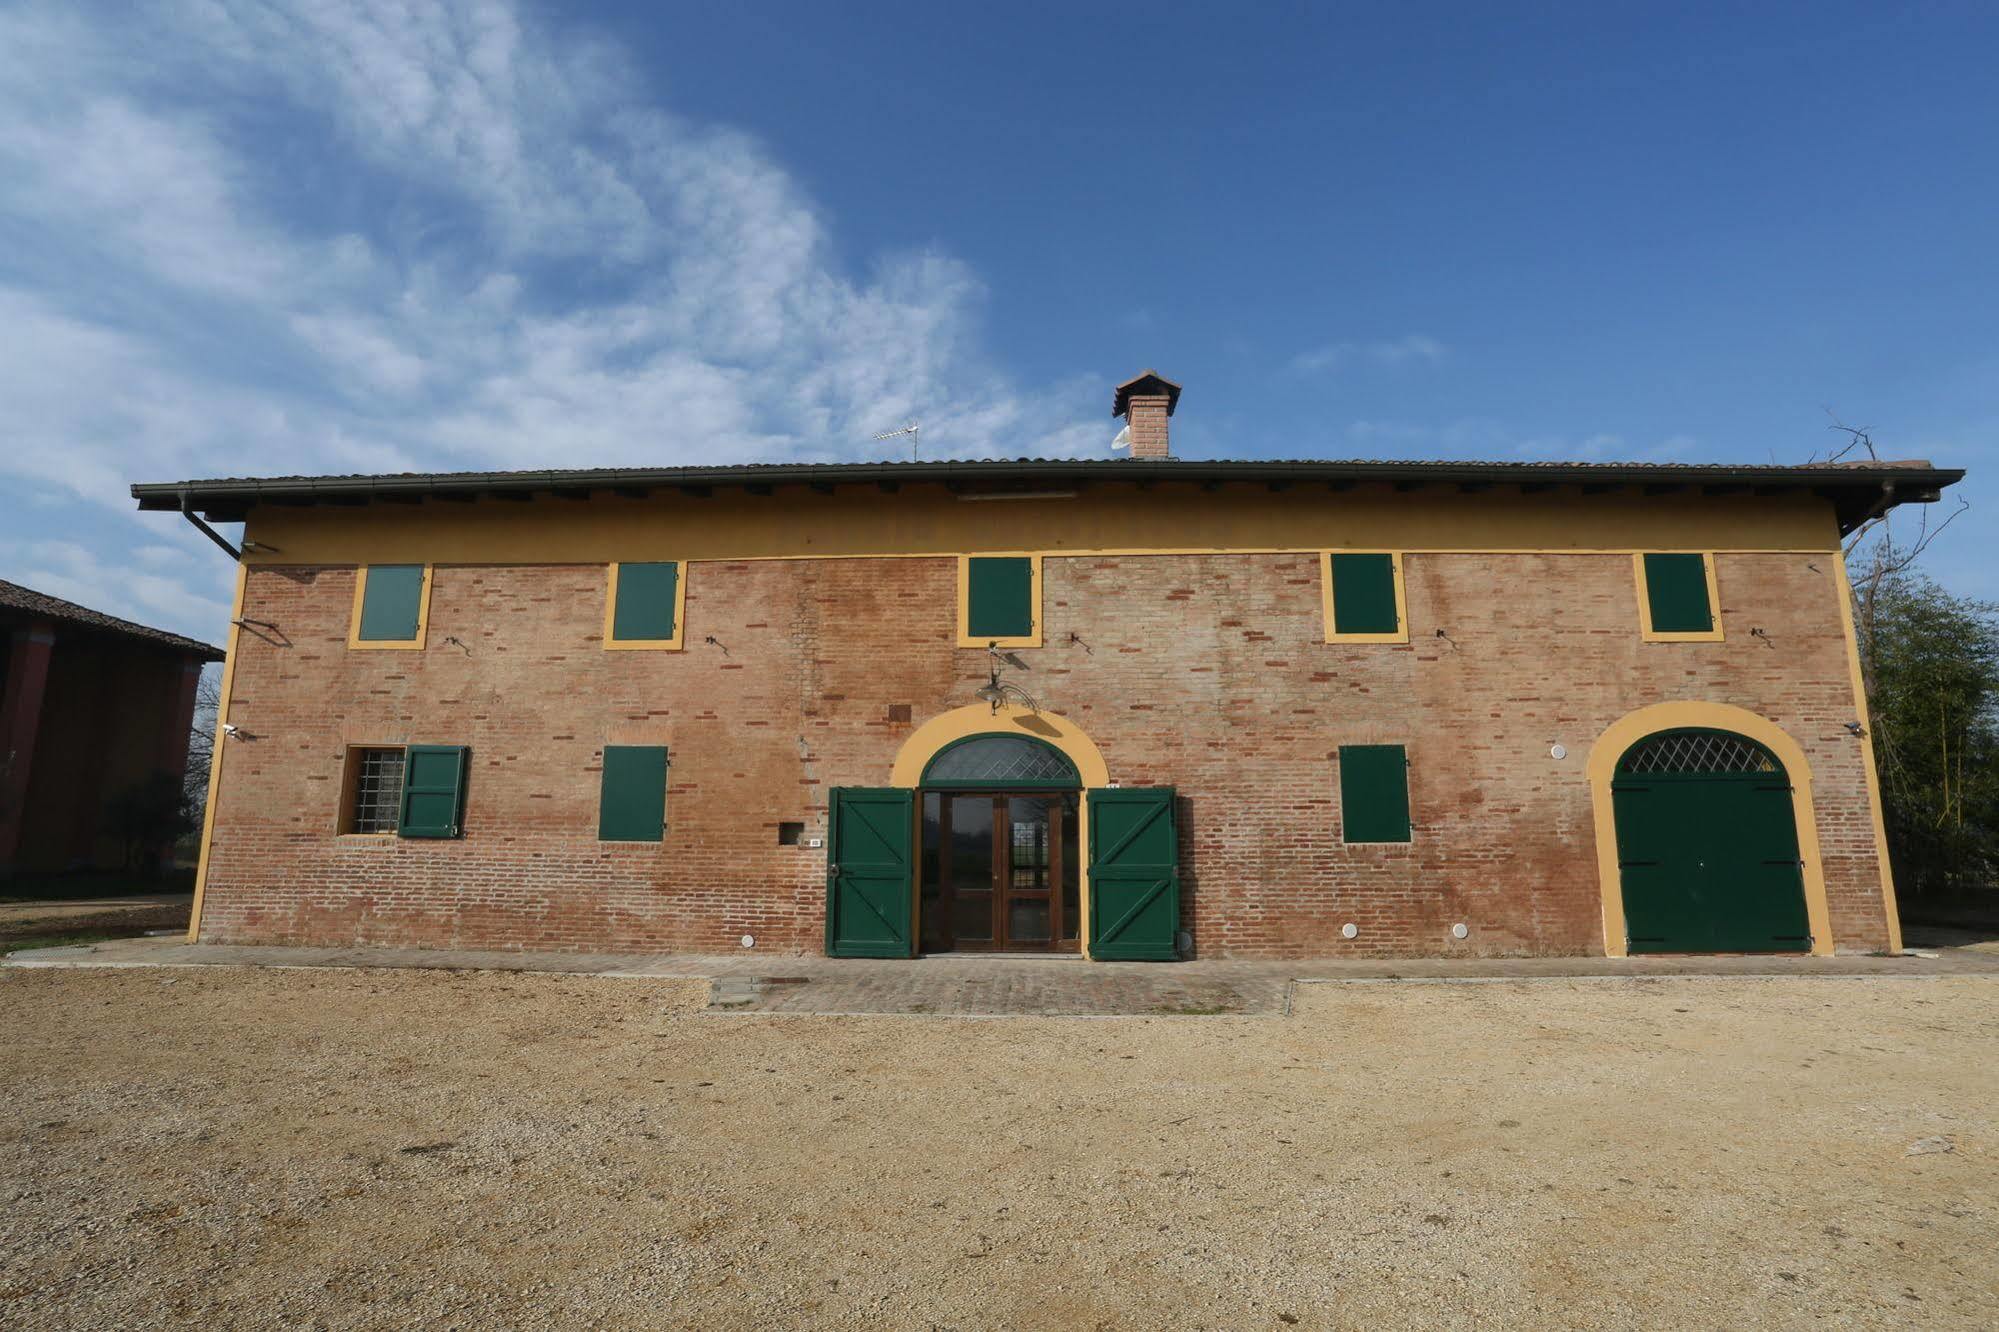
<box><xmin>739</xmin><ymin>934</ymin><xmax>755</xmax><ymax>949</ymax></box>
<box><xmin>1341</xmin><ymin>922</ymin><xmax>1359</xmax><ymax>940</ymax></box>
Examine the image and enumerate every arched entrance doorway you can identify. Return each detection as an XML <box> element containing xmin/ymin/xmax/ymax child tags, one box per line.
<box><xmin>917</xmin><ymin>734</ymin><xmax>1081</xmax><ymax>952</ymax></box>
<box><xmin>1610</xmin><ymin>728</ymin><xmax>1811</xmax><ymax>953</ymax></box>
<box><xmin>825</xmin><ymin>705</ymin><xmax>1176</xmax><ymax>961</ymax></box>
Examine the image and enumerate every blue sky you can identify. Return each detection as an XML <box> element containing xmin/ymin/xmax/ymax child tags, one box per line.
<box><xmin>2</xmin><ymin>0</ymin><xmax>1991</xmax><ymax>643</ymax></box>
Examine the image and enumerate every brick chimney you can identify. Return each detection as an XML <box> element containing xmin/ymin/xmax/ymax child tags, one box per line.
<box><xmin>1114</xmin><ymin>369</ymin><xmax>1182</xmax><ymax>460</ymax></box>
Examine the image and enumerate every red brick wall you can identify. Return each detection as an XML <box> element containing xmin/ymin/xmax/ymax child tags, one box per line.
<box><xmin>199</xmin><ymin>549</ymin><xmax>1889</xmax><ymax>957</ymax></box>
<box><xmin>1125</xmin><ymin>395</ymin><xmax>1171</xmax><ymax>459</ymax></box>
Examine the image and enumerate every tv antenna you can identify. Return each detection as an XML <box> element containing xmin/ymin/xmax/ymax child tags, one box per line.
<box><xmin>873</xmin><ymin>421</ymin><xmax>920</xmax><ymax>461</ymax></box>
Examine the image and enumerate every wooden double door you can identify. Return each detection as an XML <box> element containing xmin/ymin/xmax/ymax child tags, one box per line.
<box><xmin>920</xmin><ymin>790</ymin><xmax>1080</xmax><ymax>953</ymax></box>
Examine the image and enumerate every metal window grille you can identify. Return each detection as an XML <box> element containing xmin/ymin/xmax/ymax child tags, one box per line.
<box><xmin>924</xmin><ymin>736</ymin><xmax>1077</xmax><ymax>785</ymax></box>
<box><xmin>1618</xmin><ymin>730</ymin><xmax>1777</xmax><ymax>775</ymax></box>
<box><xmin>349</xmin><ymin>747</ymin><xmax>406</xmax><ymax>833</ymax></box>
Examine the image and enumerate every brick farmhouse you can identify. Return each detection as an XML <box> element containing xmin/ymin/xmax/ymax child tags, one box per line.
<box><xmin>134</xmin><ymin>372</ymin><xmax>1962</xmax><ymax>960</ymax></box>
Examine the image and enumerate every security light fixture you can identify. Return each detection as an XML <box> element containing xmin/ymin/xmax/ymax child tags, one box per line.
<box><xmin>1845</xmin><ymin>721</ymin><xmax>1867</xmax><ymax>737</ymax></box>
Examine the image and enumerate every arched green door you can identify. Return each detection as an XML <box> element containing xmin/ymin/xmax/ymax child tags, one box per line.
<box><xmin>1611</xmin><ymin>729</ymin><xmax>1811</xmax><ymax>953</ymax></box>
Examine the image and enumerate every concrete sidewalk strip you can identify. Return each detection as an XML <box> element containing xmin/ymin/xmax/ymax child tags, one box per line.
<box><xmin>7</xmin><ymin>931</ymin><xmax>1997</xmax><ymax>1016</ymax></box>
<box><xmin>0</xmin><ymin>893</ymin><xmax>193</xmax><ymax>926</ymax></box>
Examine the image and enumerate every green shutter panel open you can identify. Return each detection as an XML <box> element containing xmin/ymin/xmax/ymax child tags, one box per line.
<box><xmin>599</xmin><ymin>746</ymin><xmax>669</xmax><ymax>842</ymax></box>
<box><xmin>826</xmin><ymin>787</ymin><xmax>915</xmax><ymax>958</ymax></box>
<box><xmin>1643</xmin><ymin>554</ymin><xmax>1713</xmax><ymax>633</ymax></box>
<box><xmin>1339</xmin><ymin>745</ymin><xmax>1411</xmax><ymax>843</ymax></box>
<box><xmin>966</xmin><ymin>557</ymin><xmax>1033</xmax><ymax>639</ymax></box>
<box><xmin>1087</xmin><ymin>787</ymin><xmax>1180</xmax><ymax>960</ymax></box>
<box><xmin>358</xmin><ymin>565</ymin><xmax>425</xmax><ymax>641</ymax></box>
<box><xmin>613</xmin><ymin>562</ymin><xmax>680</xmax><ymax>641</ymax></box>
<box><xmin>398</xmin><ymin>745</ymin><xmax>468</xmax><ymax>839</ymax></box>
<box><xmin>1330</xmin><ymin>554</ymin><xmax>1399</xmax><ymax>634</ymax></box>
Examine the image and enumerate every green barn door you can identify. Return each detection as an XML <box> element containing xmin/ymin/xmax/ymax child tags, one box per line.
<box><xmin>1087</xmin><ymin>788</ymin><xmax>1180</xmax><ymax>961</ymax></box>
<box><xmin>826</xmin><ymin>788</ymin><xmax>916</xmax><ymax>958</ymax></box>
<box><xmin>1612</xmin><ymin>730</ymin><xmax>1810</xmax><ymax>954</ymax></box>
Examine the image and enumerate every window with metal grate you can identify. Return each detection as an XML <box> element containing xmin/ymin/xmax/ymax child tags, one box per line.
<box><xmin>1618</xmin><ymin>729</ymin><xmax>1777</xmax><ymax>774</ymax></box>
<box><xmin>346</xmin><ymin>747</ymin><xmax>406</xmax><ymax>833</ymax></box>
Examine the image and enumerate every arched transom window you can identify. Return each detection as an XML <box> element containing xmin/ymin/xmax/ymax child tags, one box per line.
<box><xmin>921</xmin><ymin>734</ymin><xmax>1081</xmax><ymax>788</ymax></box>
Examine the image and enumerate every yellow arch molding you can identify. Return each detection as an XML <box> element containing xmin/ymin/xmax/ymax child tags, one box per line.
<box><xmin>890</xmin><ymin>704</ymin><xmax>1111</xmax><ymax>959</ymax></box>
<box><xmin>1588</xmin><ymin>701</ymin><xmax>1835</xmax><ymax>958</ymax></box>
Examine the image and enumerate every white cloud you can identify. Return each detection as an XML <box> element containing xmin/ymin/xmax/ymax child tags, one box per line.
<box><xmin>0</xmin><ymin>0</ymin><xmax>1100</xmax><ymax>641</ymax></box>
<box><xmin>1291</xmin><ymin>334</ymin><xmax>1447</xmax><ymax>376</ymax></box>
<box><xmin>1341</xmin><ymin>418</ymin><xmax>1699</xmax><ymax>464</ymax></box>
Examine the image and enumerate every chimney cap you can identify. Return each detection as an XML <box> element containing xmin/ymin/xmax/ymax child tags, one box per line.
<box><xmin>1113</xmin><ymin>369</ymin><xmax>1182</xmax><ymax>419</ymax></box>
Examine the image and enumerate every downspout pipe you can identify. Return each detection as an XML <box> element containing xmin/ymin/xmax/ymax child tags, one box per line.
<box><xmin>181</xmin><ymin>493</ymin><xmax>243</xmax><ymax>561</ymax></box>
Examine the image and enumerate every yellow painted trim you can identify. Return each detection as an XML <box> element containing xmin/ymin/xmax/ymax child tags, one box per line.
<box><xmin>1588</xmin><ymin>701</ymin><xmax>1834</xmax><ymax>958</ymax></box>
<box><xmin>241</xmin><ymin>484</ymin><xmax>1845</xmax><ymax>568</ymax></box>
<box><xmin>601</xmin><ymin>561</ymin><xmax>688</xmax><ymax>651</ymax></box>
<box><xmin>186</xmin><ymin>564</ymin><xmax>246</xmax><ymax>942</ymax></box>
<box><xmin>347</xmin><ymin>564</ymin><xmax>432</xmax><ymax>650</ymax></box>
<box><xmin>1634</xmin><ymin>551</ymin><xmax>1725</xmax><ymax>642</ymax></box>
<box><xmin>956</xmin><ymin>554</ymin><xmax>1043</xmax><ymax>649</ymax></box>
<box><xmin>1832</xmin><ymin>552</ymin><xmax>1903</xmax><ymax>952</ymax></box>
<box><xmin>890</xmin><ymin>703</ymin><xmax>1109</xmax><ymax>958</ymax></box>
<box><xmin>1321</xmin><ymin>551</ymin><xmax>1411</xmax><ymax>644</ymax></box>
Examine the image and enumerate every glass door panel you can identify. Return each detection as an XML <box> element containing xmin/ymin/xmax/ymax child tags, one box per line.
<box><xmin>947</xmin><ymin>795</ymin><xmax>995</xmax><ymax>944</ymax></box>
<box><xmin>1060</xmin><ymin>793</ymin><xmax>1080</xmax><ymax>942</ymax></box>
<box><xmin>920</xmin><ymin>791</ymin><xmax>1080</xmax><ymax>953</ymax></box>
<box><xmin>919</xmin><ymin>792</ymin><xmax>946</xmax><ymax>952</ymax></box>
<box><xmin>1008</xmin><ymin>898</ymin><xmax>1052</xmax><ymax>943</ymax></box>
<box><xmin>1004</xmin><ymin>796</ymin><xmax>1057</xmax><ymax>949</ymax></box>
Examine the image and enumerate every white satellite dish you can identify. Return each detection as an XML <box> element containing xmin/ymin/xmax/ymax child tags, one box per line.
<box><xmin>1111</xmin><ymin>423</ymin><xmax>1131</xmax><ymax>452</ymax></box>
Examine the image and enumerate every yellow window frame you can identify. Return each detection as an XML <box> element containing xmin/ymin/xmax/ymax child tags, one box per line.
<box><xmin>956</xmin><ymin>554</ymin><xmax>1043</xmax><ymax>649</ymax></box>
<box><xmin>347</xmin><ymin>564</ymin><xmax>432</xmax><ymax>651</ymax></box>
<box><xmin>602</xmin><ymin>561</ymin><xmax>688</xmax><ymax>651</ymax></box>
<box><xmin>1320</xmin><ymin>551</ymin><xmax>1409</xmax><ymax>644</ymax></box>
<box><xmin>1633</xmin><ymin>551</ymin><xmax>1725</xmax><ymax>642</ymax></box>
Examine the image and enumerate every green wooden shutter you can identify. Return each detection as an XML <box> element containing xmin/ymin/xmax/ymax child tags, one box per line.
<box><xmin>826</xmin><ymin>787</ymin><xmax>915</xmax><ymax>958</ymax></box>
<box><xmin>613</xmin><ymin>562</ymin><xmax>680</xmax><ymax>641</ymax></box>
<box><xmin>358</xmin><ymin>565</ymin><xmax>425</xmax><ymax>641</ymax></box>
<box><xmin>966</xmin><ymin>557</ymin><xmax>1033</xmax><ymax>639</ymax></box>
<box><xmin>1330</xmin><ymin>554</ymin><xmax>1399</xmax><ymax>634</ymax></box>
<box><xmin>599</xmin><ymin>746</ymin><xmax>668</xmax><ymax>842</ymax></box>
<box><xmin>1087</xmin><ymin>788</ymin><xmax>1180</xmax><ymax>961</ymax></box>
<box><xmin>1339</xmin><ymin>744</ymin><xmax>1411</xmax><ymax>843</ymax></box>
<box><xmin>1643</xmin><ymin>554</ymin><xmax>1713</xmax><ymax>633</ymax></box>
<box><xmin>398</xmin><ymin>745</ymin><xmax>468</xmax><ymax>839</ymax></box>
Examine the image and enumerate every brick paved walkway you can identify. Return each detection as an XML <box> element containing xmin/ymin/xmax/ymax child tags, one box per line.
<box><xmin>10</xmin><ymin>932</ymin><xmax>1998</xmax><ymax>1015</ymax></box>
<box><xmin>704</xmin><ymin>956</ymin><xmax>1293</xmax><ymax>1016</ymax></box>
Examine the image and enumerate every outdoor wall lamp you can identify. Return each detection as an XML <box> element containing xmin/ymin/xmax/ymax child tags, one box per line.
<box><xmin>975</xmin><ymin>643</ymin><xmax>1039</xmax><ymax>715</ymax></box>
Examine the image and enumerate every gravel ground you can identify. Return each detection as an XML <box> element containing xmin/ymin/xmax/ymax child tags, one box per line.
<box><xmin>3</xmin><ymin>968</ymin><xmax>1995</xmax><ymax>1330</ymax></box>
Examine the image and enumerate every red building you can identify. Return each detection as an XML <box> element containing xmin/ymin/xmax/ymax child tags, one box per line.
<box><xmin>132</xmin><ymin>372</ymin><xmax>1964</xmax><ymax>960</ymax></box>
<box><xmin>0</xmin><ymin>581</ymin><xmax>222</xmax><ymax>876</ymax></box>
